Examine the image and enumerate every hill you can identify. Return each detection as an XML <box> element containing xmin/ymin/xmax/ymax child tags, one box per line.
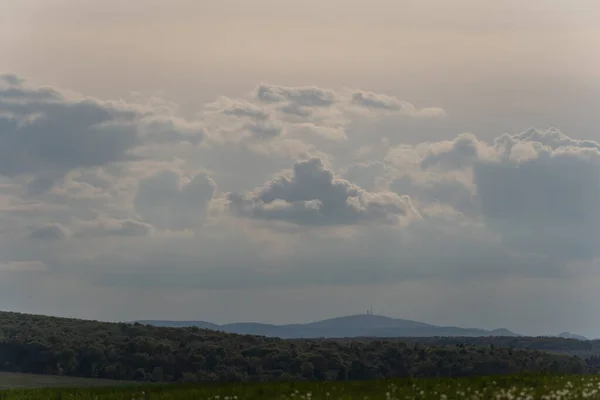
<box><xmin>0</xmin><ymin>310</ymin><xmax>590</xmax><ymax>383</ymax></box>
<box><xmin>137</xmin><ymin>313</ymin><xmax>520</xmax><ymax>338</ymax></box>
<box><xmin>558</xmin><ymin>332</ymin><xmax>589</xmax><ymax>341</ymax></box>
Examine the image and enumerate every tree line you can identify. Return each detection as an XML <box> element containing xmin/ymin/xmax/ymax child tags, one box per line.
<box><xmin>0</xmin><ymin>311</ymin><xmax>591</xmax><ymax>383</ymax></box>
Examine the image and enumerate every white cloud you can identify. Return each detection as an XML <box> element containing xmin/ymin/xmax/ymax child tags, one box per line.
<box><xmin>228</xmin><ymin>157</ymin><xmax>417</xmax><ymax>226</ymax></box>
<box><xmin>350</xmin><ymin>90</ymin><xmax>447</xmax><ymax>118</ymax></box>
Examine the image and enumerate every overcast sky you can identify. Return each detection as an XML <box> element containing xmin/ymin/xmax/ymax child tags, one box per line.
<box><xmin>2</xmin><ymin>0</ymin><xmax>600</xmax><ymax>337</ymax></box>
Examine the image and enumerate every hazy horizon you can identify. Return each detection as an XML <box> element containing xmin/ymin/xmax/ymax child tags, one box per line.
<box><xmin>2</xmin><ymin>0</ymin><xmax>600</xmax><ymax>338</ymax></box>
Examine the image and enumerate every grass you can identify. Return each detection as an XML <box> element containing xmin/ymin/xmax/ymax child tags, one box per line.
<box><xmin>0</xmin><ymin>372</ymin><xmax>134</xmax><ymax>390</ymax></box>
<box><xmin>2</xmin><ymin>373</ymin><xmax>600</xmax><ymax>399</ymax></box>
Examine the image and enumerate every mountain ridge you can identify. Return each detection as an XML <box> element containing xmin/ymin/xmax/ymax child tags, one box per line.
<box><xmin>136</xmin><ymin>313</ymin><xmax>522</xmax><ymax>339</ymax></box>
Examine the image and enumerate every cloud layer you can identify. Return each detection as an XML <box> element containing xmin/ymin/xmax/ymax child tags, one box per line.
<box><xmin>1</xmin><ymin>73</ymin><xmax>600</xmax><ymax>334</ymax></box>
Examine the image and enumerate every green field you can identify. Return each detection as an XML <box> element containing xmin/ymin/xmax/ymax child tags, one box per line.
<box><xmin>0</xmin><ymin>372</ymin><xmax>135</xmax><ymax>390</ymax></box>
<box><xmin>2</xmin><ymin>374</ymin><xmax>600</xmax><ymax>400</ymax></box>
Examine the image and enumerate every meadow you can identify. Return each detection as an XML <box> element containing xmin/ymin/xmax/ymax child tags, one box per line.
<box><xmin>2</xmin><ymin>373</ymin><xmax>600</xmax><ymax>400</ymax></box>
<box><xmin>0</xmin><ymin>372</ymin><xmax>137</xmax><ymax>390</ymax></box>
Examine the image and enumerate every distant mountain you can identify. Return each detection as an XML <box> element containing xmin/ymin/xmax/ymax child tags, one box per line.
<box><xmin>136</xmin><ymin>314</ymin><xmax>520</xmax><ymax>339</ymax></box>
<box><xmin>558</xmin><ymin>332</ymin><xmax>589</xmax><ymax>341</ymax></box>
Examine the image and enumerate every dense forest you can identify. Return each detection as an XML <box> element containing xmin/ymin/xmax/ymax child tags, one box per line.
<box><xmin>401</xmin><ymin>336</ymin><xmax>596</xmax><ymax>354</ymax></box>
<box><xmin>0</xmin><ymin>311</ymin><xmax>593</xmax><ymax>383</ymax></box>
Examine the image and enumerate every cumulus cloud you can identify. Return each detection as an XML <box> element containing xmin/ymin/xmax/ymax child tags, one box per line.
<box><xmin>197</xmin><ymin>82</ymin><xmax>445</xmax><ymax>156</ymax></box>
<box><xmin>420</xmin><ymin>133</ymin><xmax>481</xmax><ymax>170</ymax></box>
<box><xmin>475</xmin><ymin>148</ymin><xmax>600</xmax><ymax>260</ymax></box>
<box><xmin>0</xmin><ymin>75</ymin><xmax>140</xmax><ymax>177</ymax></box>
<box><xmin>387</xmin><ymin>126</ymin><xmax>600</xmax><ymax>260</ymax></box>
<box><xmin>351</xmin><ymin>90</ymin><xmax>446</xmax><ymax>118</ymax></box>
<box><xmin>134</xmin><ymin>170</ymin><xmax>216</xmax><ymax>230</ymax></box>
<box><xmin>0</xmin><ymin>74</ymin><xmax>207</xmax><ymax>197</ymax></box>
<box><xmin>228</xmin><ymin>157</ymin><xmax>417</xmax><ymax>226</ymax></box>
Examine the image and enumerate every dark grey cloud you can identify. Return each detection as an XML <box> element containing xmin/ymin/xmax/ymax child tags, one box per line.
<box><xmin>256</xmin><ymin>83</ymin><xmax>336</xmax><ymax>107</ymax></box>
<box><xmin>28</xmin><ymin>223</ymin><xmax>68</xmax><ymax>241</ymax></box>
<box><xmin>25</xmin><ymin>175</ymin><xmax>57</xmax><ymax>197</ymax></box>
<box><xmin>0</xmin><ymin>77</ymin><xmax>140</xmax><ymax>178</ymax></box>
<box><xmin>134</xmin><ymin>170</ymin><xmax>216</xmax><ymax>230</ymax></box>
<box><xmin>1</xmin><ymin>74</ymin><xmax>24</xmax><ymax>86</ymax></box>
<box><xmin>475</xmin><ymin>150</ymin><xmax>600</xmax><ymax>260</ymax></box>
<box><xmin>228</xmin><ymin>157</ymin><xmax>412</xmax><ymax>226</ymax></box>
<box><xmin>411</xmin><ymin>127</ymin><xmax>600</xmax><ymax>260</ymax></box>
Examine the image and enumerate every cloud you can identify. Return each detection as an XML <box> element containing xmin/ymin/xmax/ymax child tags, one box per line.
<box><xmin>0</xmin><ymin>75</ymin><xmax>140</xmax><ymax>177</ymax></box>
<box><xmin>134</xmin><ymin>170</ymin><xmax>216</xmax><ymax>230</ymax></box>
<box><xmin>4</xmin><ymin>74</ymin><xmax>600</xmax><ymax>336</ymax></box>
<box><xmin>420</xmin><ymin>133</ymin><xmax>480</xmax><ymax>170</ymax></box>
<box><xmin>495</xmin><ymin>127</ymin><xmax>600</xmax><ymax>154</ymax></box>
<box><xmin>256</xmin><ymin>83</ymin><xmax>337</xmax><ymax>107</ymax></box>
<box><xmin>0</xmin><ymin>74</ymin><xmax>24</xmax><ymax>86</ymax></box>
<box><xmin>475</xmin><ymin>148</ymin><xmax>600</xmax><ymax>260</ymax></box>
<box><xmin>387</xmin><ymin>126</ymin><xmax>600</xmax><ymax>260</ymax></box>
<box><xmin>196</xmin><ymin>83</ymin><xmax>445</xmax><ymax>159</ymax></box>
<box><xmin>139</xmin><ymin>117</ymin><xmax>204</xmax><ymax>145</ymax></box>
<box><xmin>0</xmin><ymin>260</ymin><xmax>46</xmax><ymax>272</ymax></box>
<box><xmin>245</xmin><ymin>120</ymin><xmax>283</xmax><ymax>139</ymax></box>
<box><xmin>351</xmin><ymin>90</ymin><xmax>446</xmax><ymax>118</ymax></box>
<box><xmin>28</xmin><ymin>223</ymin><xmax>69</xmax><ymax>241</ymax></box>
<box><xmin>0</xmin><ymin>75</ymin><xmax>207</xmax><ymax>198</ymax></box>
<box><xmin>222</xmin><ymin>101</ymin><xmax>270</xmax><ymax>121</ymax></box>
<box><xmin>76</xmin><ymin>218</ymin><xmax>153</xmax><ymax>238</ymax></box>
<box><xmin>228</xmin><ymin>157</ymin><xmax>416</xmax><ymax>226</ymax></box>
<box><xmin>390</xmin><ymin>174</ymin><xmax>477</xmax><ymax>218</ymax></box>
<box><xmin>25</xmin><ymin>175</ymin><xmax>57</xmax><ymax>197</ymax></box>
<box><xmin>342</xmin><ymin>161</ymin><xmax>388</xmax><ymax>192</ymax></box>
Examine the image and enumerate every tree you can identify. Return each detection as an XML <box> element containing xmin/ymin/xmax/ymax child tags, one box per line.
<box><xmin>300</xmin><ymin>361</ymin><xmax>314</xmax><ymax>380</ymax></box>
<box><xmin>152</xmin><ymin>366</ymin><xmax>164</xmax><ymax>382</ymax></box>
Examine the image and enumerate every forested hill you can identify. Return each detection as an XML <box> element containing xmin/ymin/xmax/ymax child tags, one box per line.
<box><xmin>0</xmin><ymin>310</ymin><xmax>593</xmax><ymax>383</ymax></box>
<box><xmin>137</xmin><ymin>314</ymin><xmax>520</xmax><ymax>338</ymax></box>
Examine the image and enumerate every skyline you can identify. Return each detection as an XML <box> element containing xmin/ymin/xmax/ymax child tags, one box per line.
<box><xmin>1</xmin><ymin>0</ymin><xmax>600</xmax><ymax>338</ymax></box>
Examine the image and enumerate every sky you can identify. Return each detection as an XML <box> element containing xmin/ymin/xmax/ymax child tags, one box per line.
<box><xmin>1</xmin><ymin>0</ymin><xmax>600</xmax><ymax>337</ymax></box>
